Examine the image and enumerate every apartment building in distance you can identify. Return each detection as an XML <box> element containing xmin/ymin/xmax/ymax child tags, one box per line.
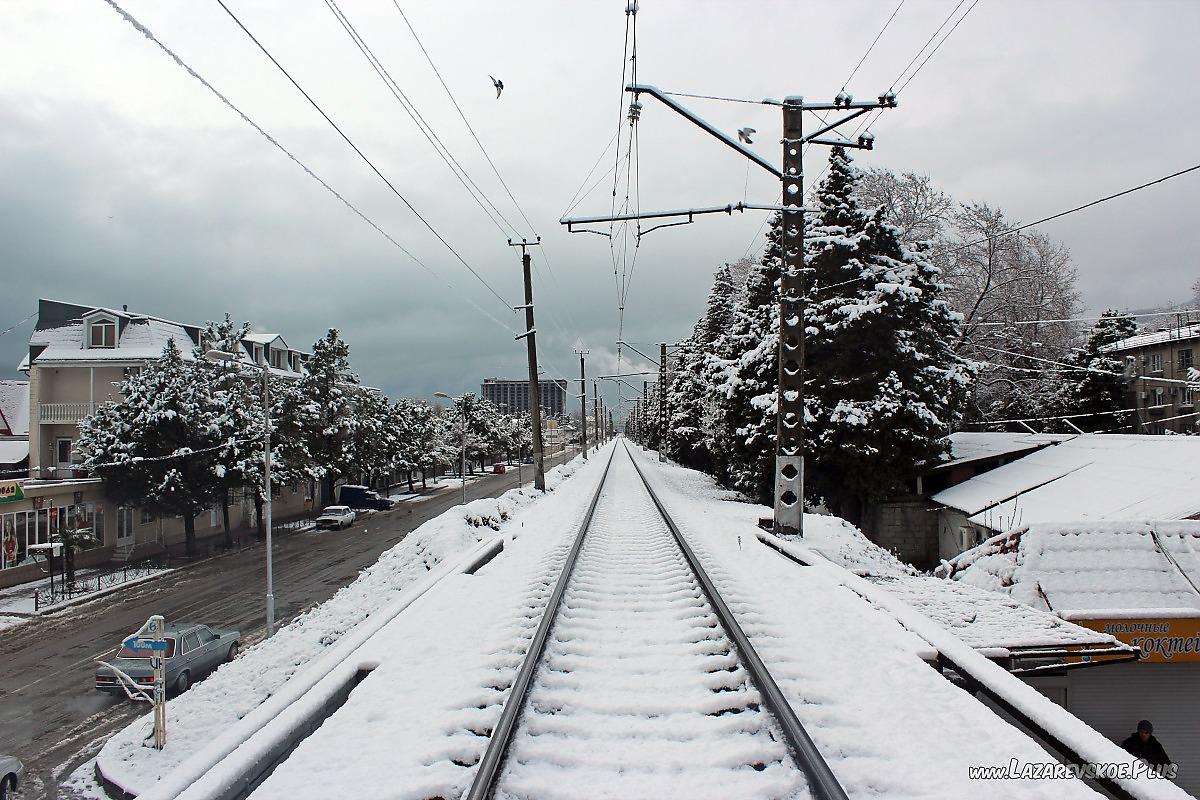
<box><xmin>480</xmin><ymin>377</ymin><xmax>569</xmax><ymax>418</ymax></box>
<box><xmin>1101</xmin><ymin>317</ymin><xmax>1199</xmax><ymax>434</ymax></box>
<box><xmin>0</xmin><ymin>299</ymin><xmax>317</xmax><ymax>588</ymax></box>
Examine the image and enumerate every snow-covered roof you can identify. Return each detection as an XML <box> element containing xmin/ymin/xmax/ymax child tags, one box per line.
<box><xmin>0</xmin><ymin>439</ymin><xmax>29</xmax><ymax>466</ymax></box>
<box><xmin>941</xmin><ymin>521</ymin><xmax>1200</xmax><ymax>617</ymax></box>
<box><xmin>243</xmin><ymin>332</ymin><xmax>285</xmax><ymax>346</ymax></box>
<box><xmin>932</xmin><ymin>434</ymin><xmax>1200</xmax><ymax>530</ymax></box>
<box><xmin>29</xmin><ymin>317</ymin><xmax>197</xmax><ymax>364</ymax></box>
<box><xmin>0</xmin><ymin>380</ymin><xmax>29</xmax><ymax>436</ymax></box>
<box><xmin>1099</xmin><ymin>323</ymin><xmax>1200</xmax><ymax>354</ymax></box>
<box><xmin>866</xmin><ymin>574</ymin><xmax>1117</xmax><ymax>649</ymax></box>
<box><xmin>931</xmin><ymin>431</ymin><xmax>1072</xmax><ymax>472</ymax></box>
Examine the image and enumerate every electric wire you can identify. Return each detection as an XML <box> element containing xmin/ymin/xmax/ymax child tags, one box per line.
<box><xmin>974</xmin><ymin>344</ymin><xmax>1197</xmax><ymax>387</ymax></box>
<box><xmin>322</xmin><ymin>0</ymin><xmax>518</xmax><ymax>242</ymax></box>
<box><xmin>843</xmin><ymin>0</ymin><xmax>906</xmax><ymax>89</ymax></box>
<box><xmin>391</xmin><ymin>1</ymin><xmax>588</xmax><ymax>358</ymax></box>
<box><xmin>100</xmin><ymin>0</ymin><xmax>518</xmax><ymax>338</ymax></box>
<box><xmin>943</xmin><ymin>163</ymin><xmax>1200</xmax><ymax>254</ymax></box>
<box><xmin>0</xmin><ymin>311</ymin><xmax>37</xmax><ymax>341</ymax></box>
<box><xmin>214</xmin><ymin>0</ymin><xmax>514</xmax><ymax>312</ymax></box>
<box><xmin>561</xmin><ymin>131</ymin><xmax>620</xmax><ymax>219</ymax></box>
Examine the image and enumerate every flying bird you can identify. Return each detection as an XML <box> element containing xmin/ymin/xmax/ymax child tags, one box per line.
<box><xmin>737</xmin><ymin>127</ymin><xmax>756</xmax><ymax>144</ymax></box>
<box><xmin>489</xmin><ymin>75</ymin><xmax>504</xmax><ymax>99</ymax></box>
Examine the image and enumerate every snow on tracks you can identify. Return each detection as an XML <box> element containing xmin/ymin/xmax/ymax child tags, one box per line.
<box><xmin>494</xmin><ymin>446</ymin><xmax>806</xmax><ymax>800</ymax></box>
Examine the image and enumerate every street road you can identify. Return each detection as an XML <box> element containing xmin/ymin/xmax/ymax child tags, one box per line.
<box><xmin>0</xmin><ymin>449</ymin><xmax>576</xmax><ymax>799</ymax></box>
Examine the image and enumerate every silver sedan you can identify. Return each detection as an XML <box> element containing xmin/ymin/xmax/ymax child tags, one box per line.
<box><xmin>95</xmin><ymin>623</ymin><xmax>240</xmax><ymax>697</ymax></box>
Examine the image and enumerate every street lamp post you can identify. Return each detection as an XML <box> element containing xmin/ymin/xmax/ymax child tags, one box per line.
<box><xmin>204</xmin><ymin>349</ymin><xmax>275</xmax><ymax>638</ymax></box>
<box><xmin>434</xmin><ymin>392</ymin><xmax>470</xmax><ymax>504</ymax></box>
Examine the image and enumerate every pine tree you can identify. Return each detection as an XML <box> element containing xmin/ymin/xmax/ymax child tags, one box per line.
<box><xmin>710</xmin><ymin>215</ymin><xmax>783</xmax><ymax>502</ymax></box>
<box><xmin>804</xmin><ymin>147</ymin><xmax>972</xmax><ymax>522</ymax></box>
<box><xmin>665</xmin><ymin>263</ymin><xmax>738</xmax><ymax>471</ymax></box>
<box><xmin>198</xmin><ymin>315</ymin><xmax>263</xmax><ymax>548</ymax></box>
<box><xmin>1064</xmin><ymin>310</ymin><xmax>1137</xmax><ymax>431</ymax></box>
<box><xmin>77</xmin><ymin>338</ymin><xmax>220</xmax><ymax>556</ymax></box>
<box><xmin>296</xmin><ymin>329</ymin><xmax>360</xmax><ymax>507</ymax></box>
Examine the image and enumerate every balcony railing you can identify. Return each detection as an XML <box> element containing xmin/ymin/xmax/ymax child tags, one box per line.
<box><xmin>38</xmin><ymin>402</ymin><xmax>100</xmax><ymax>425</ymax></box>
<box><xmin>28</xmin><ymin>466</ymin><xmax>92</xmax><ymax>481</ymax></box>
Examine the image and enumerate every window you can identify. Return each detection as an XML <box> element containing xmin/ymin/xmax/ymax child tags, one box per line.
<box><xmin>1150</xmin><ymin>387</ymin><xmax>1166</xmax><ymax>406</ymax></box>
<box><xmin>1184</xmin><ymin>386</ymin><xmax>1196</xmax><ymax>407</ymax></box>
<box><xmin>1148</xmin><ymin>352</ymin><xmax>1163</xmax><ymax>372</ymax></box>
<box><xmin>271</xmin><ymin>349</ymin><xmax>284</xmax><ymax>369</ymax></box>
<box><xmin>1180</xmin><ymin>349</ymin><xmax>1194</xmax><ymax>370</ymax></box>
<box><xmin>182</xmin><ymin>632</ymin><xmax>202</xmax><ymax>653</ymax></box>
<box><xmin>141</xmin><ymin>507</ymin><xmax>155</xmax><ymax>525</ymax></box>
<box><xmin>89</xmin><ymin>318</ymin><xmax>116</xmax><ymax>348</ymax></box>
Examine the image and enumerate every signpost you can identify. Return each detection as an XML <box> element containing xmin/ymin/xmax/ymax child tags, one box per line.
<box><xmin>122</xmin><ymin>614</ymin><xmax>168</xmax><ymax>748</ymax></box>
<box><xmin>0</xmin><ymin>480</ymin><xmax>23</xmax><ymax>504</ymax></box>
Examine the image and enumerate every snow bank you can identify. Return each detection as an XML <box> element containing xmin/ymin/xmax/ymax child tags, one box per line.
<box><xmin>95</xmin><ymin>454</ymin><xmax>588</xmax><ymax>797</ymax></box>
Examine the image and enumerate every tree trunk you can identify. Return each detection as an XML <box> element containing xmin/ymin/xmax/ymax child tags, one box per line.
<box><xmin>183</xmin><ymin>514</ymin><xmax>197</xmax><ymax>557</ymax></box>
<box><xmin>420</xmin><ymin>469</ymin><xmax>427</xmax><ymax>491</ymax></box>
<box><xmin>407</xmin><ymin>471</ymin><xmax>414</xmax><ymax>493</ymax></box>
<box><xmin>323</xmin><ymin>476</ymin><xmax>336</xmax><ymax>509</ymax></box>
<box><xmin>65</xmin><ymin>544</ymin><xmax>77</xmax><ymax>585</ymax></box>
<box><xmin>222</xmin><ymin>488</ymin><xmax>232</xmax><ymax>549</ymax></box>
<box><xmin>254</xmin><ymin>492</ymin><xmax>265</xmax><ymax>541</ymax></box>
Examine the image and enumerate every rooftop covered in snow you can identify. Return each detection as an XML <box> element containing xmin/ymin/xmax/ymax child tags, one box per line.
<box><xmin>929</xmin><ymin>431</ymin><xmax>1073</xmax><ymax>473</ymax></box>
<box><xmin>932</xmin><ymin>434</ymin><xmax>1200</xmax><ymax>531</ymax></box>
<box><xmin>1099</xmin><ymin>322</ymin><xmax>1200</xmax><ymax>354</ymax></box>
<box><xmin>0</xmin><ymin>380</ymin><xmax>29</xmax><ymax>437</ymax></box>
<box><xmin>940</xmin><ymin>521</ymin><xmax>1200</xmax><ymax>618</ymax></box>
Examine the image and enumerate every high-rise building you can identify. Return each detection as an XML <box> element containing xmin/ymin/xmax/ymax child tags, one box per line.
<box><xmin>480</xmin><ymin>377</ymin><xmax>568</xmax><ymax>417</ymax></box>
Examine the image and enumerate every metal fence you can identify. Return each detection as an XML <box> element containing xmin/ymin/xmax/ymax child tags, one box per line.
<box><xmin>34</xmin><ymin>552</ymin><xmax>170</xmax><ymax>610</ymax></box>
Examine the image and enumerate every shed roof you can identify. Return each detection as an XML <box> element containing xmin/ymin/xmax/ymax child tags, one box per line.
<box><xmin>932</xmin><ymin>434</ymin><xmax>1200</xmax><ymax>530</ymax></box>
<box><xmin>941</xmin><ymin>521</ymin><xmax>1200</xmax><ymax>616</ymax></box>
<box><xmin>0</xmin><ymin>381</ymin><xmax>29</xmax><ymax>436</ymax></box>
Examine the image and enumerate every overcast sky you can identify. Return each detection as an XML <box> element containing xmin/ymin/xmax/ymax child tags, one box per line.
<box><xmin>3</xmin><ymin>0</ymin><xmax>1198</xmax><ymax>415</ymax></box>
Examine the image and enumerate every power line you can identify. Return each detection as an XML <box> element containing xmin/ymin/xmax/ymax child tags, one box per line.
<box><xmin>843</xmin><ymin>0</ymin><xmax>906</xmax><ymax>89</ymax></box>
<box><xmin>323</xmin><ymin>0</ymin><xmax>520</xmax><ymax>241</ymax></box>
<box><xmin>974</xmin><ymin>343</ymin><xmax>1198</xmax><ymax>387</ymax></box>
<box><xmin>391</xmin><ymin>0</ymin><xmax>588</xmax><ymax>352</ymax></box>
<box><xmin>100</xmin><ymin>0</ymin><xmax>518</xmax><ymax>337</ymax></box>
<box><xmin>974</xmin><ymin>308</ymin><xmax>1200</xmax><ymax>327</ymax></box>
<box><xmin>391</xmin><ymin>1</ymin><xmax>538</xmax><ymax>240</ymax></box>
<box><xmin>944</xmin><ymin>163</ymin><xmax>1200</xmax><ymax>254</ymax></box>
<box><xmin>214</xmin><ymin>0</ymin><xmax>514</xmax><ymax>311</ymax></box>
<box><xmin>0</xmin><ymin>311</ymin><xmax>37</xmax><ymax>341</ymax></box>
<box><xmin>897</xmin><ymin>0</ymin><xmax>980</xmax><ymax>93</ymax></box>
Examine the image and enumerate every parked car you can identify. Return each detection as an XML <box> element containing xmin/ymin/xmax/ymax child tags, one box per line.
<box><xmin>95</xmin><ymin>623</ymin><xmax>240</xmax><ymax>697</ymax></box>
<box><xmin>316</xmin><ymin>505</ymin><xmax>356</xmax><ymax>530</ymax></box>
<box><xmin>337</xmin><ymin>485</ymin><xmax>396</xmax><ymax>510</ymax></box>
<box><xmin>0</xmin><ymin>754</ymin><xmax>24</xmax><ymax>800</ymax></box>
<box><xmin>492</xmin><ymin>464</ymin><xmax>506</xmax><ymax>474</ymax></box>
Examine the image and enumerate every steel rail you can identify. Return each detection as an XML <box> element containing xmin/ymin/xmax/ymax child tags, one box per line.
<box><xmin>464</xmin><ymin>445</ymin><xmax>619</xmax><ymax>800</ymax></box>
<box><xmin>624</xmin><ymin>442</ymin><xmax>851</xmax><ymax>800</ymax></box>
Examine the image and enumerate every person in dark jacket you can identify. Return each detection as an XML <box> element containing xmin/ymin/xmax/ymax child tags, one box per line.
<box><xmin>1121</xmin><ymin>720</ymin><xmax>1171</xmax><ymax>767</ymax></box>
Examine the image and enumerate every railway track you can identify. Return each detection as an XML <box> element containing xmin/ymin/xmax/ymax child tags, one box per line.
<box><xmin>465</xmin><ymin>441</ymin><xmax>846</xmax><ymax>800</ymax></box>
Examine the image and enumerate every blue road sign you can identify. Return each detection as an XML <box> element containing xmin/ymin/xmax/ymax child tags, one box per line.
<box><xmin>123</xmin><ymin>635</ymin><xmax>167</xmax><ymax>652</ymax></box>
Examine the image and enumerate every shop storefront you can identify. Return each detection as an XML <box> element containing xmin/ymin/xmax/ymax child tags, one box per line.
<box><xmin>1</xmin><ymin>478</ymin><xmax>106</xmax><ymax>572</ymax></box>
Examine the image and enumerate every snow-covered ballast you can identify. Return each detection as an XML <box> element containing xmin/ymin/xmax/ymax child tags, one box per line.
<box><xmin>940</xmin><ymin>521</ymin><xmax>1200</xmax><ymax>796</ymax></box>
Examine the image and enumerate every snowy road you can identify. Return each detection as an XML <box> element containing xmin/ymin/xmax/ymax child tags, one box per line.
<box><xmin>0</xmin><ymin>449</ymin><xmax>577</xmax><ymax>800</ymax></box>
<box><xmin>493</xmin><ymin>444</ymin><xmax>809</xmax><ymax>799</ymax></box>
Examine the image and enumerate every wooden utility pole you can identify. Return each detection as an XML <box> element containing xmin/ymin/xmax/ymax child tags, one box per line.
<box><xmin>510</xmin><ymin>238</ymin><xmax>546</xmax><ymax>491</ymax></box>
<box><xmin>575</xmin><ymin>349</ymin><xmax>589</xmax><ymax>456</ymax></box>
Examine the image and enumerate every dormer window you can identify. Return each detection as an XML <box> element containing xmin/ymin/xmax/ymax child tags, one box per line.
<box><xmin>254</xmin><ymin>344</ymin><xmax>264</xmax><ymax>365</ymax></box>
<box><xmin>89</xmin><ymin>318</ymin><xmax>116</xmax><ymax>348</ymax></box>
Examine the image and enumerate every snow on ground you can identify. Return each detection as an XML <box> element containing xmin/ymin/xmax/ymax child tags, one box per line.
<box><xmin>0</xmin><ymin>613</ymin><xmax>26</xmax><ymax>632</ymax></box>
<box><xmin>94</xmin><ymin>452</ymin><xmax>590</xmax><ymax>797</ymax></box>
<box><xmin>627</xmin><ymin>446</ymin><xmax>1158</xmax><ymax>799</ymax></box>
<box><xmin>230</xmin><ymin>447</ymin><xmax>620</xmax><ymax>800</ymax></box>
<box><xmin>202</xmin><ymin>442</ymin><xmax>1123</xmax><ymax>800</ymax></box>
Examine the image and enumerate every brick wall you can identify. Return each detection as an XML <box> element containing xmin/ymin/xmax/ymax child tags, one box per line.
<box><xmin>862</xmin><ymin>496</ymin><xmax>939</xmax><ymax>570</ymax></box>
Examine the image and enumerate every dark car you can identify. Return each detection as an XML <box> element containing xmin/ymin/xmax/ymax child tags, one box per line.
<box><xmin>95</xmin><ymin>623</ymin><xmax>240</xmax><ymax>696</ymax></box>
<box><xmin>337</xmin><ymin>485</ymin><xmax>396</xmax><ymax>510</ymax></box>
